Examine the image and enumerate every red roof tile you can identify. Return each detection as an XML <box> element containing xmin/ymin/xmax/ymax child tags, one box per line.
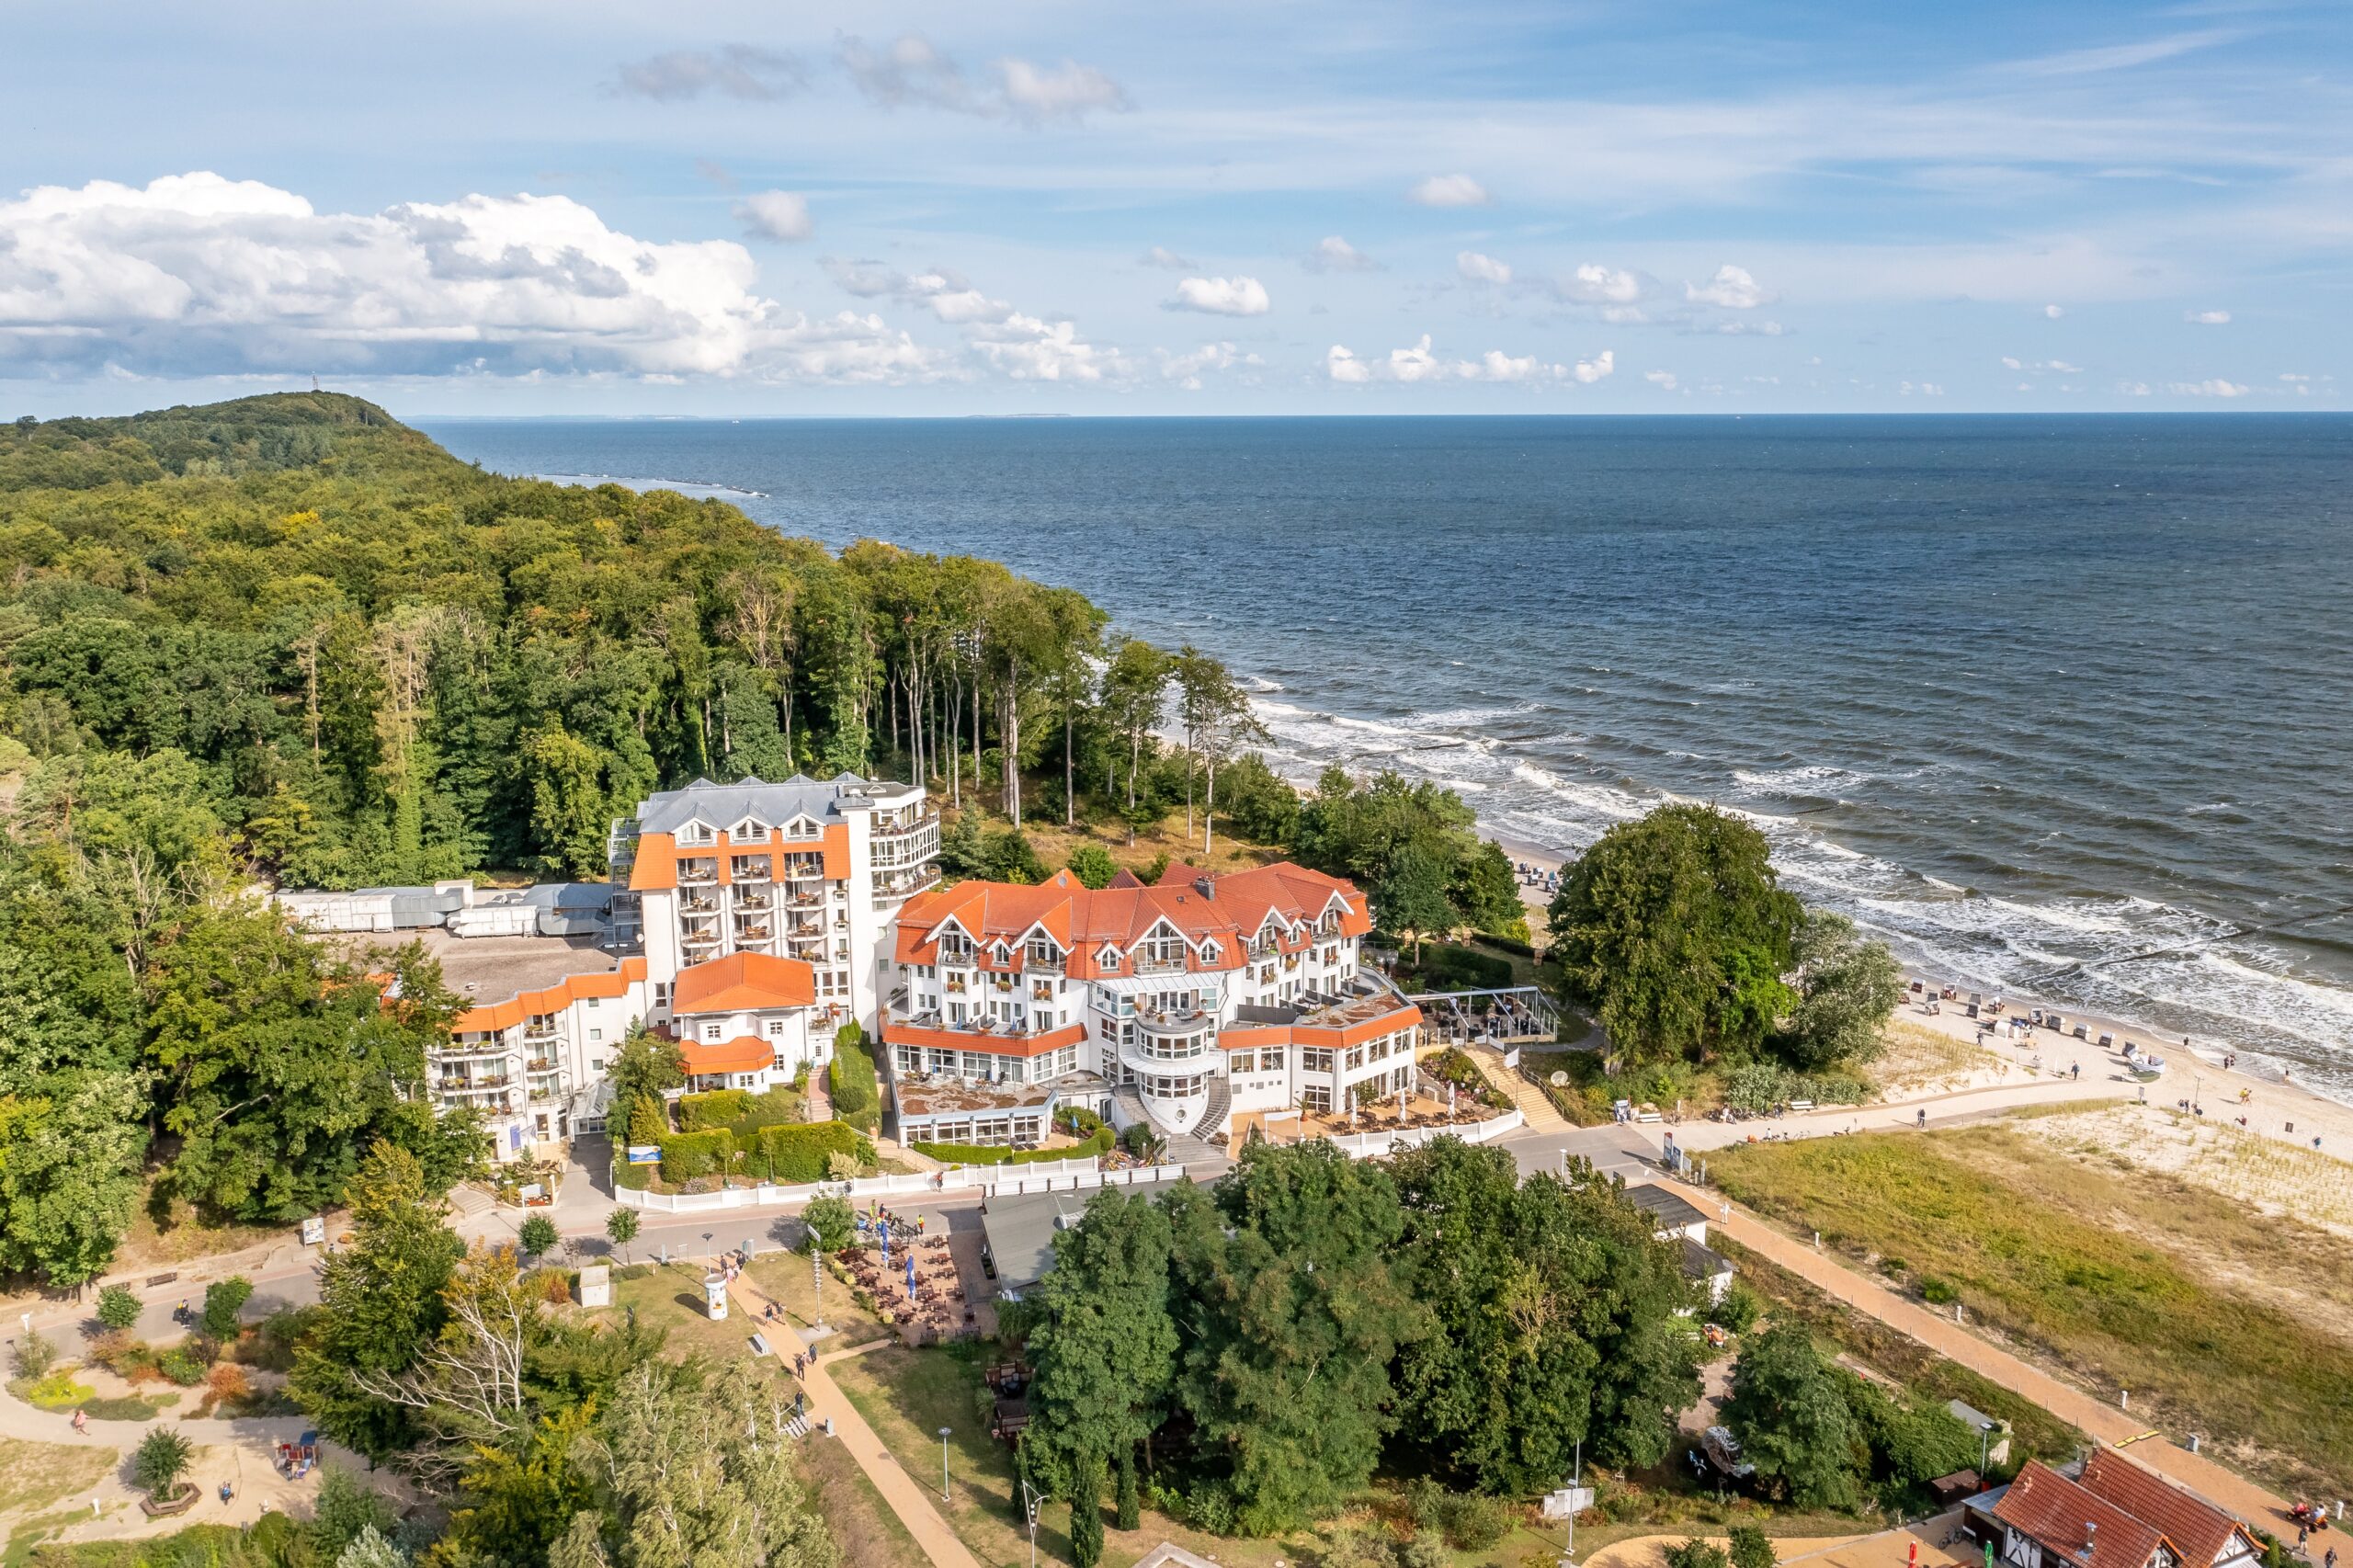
<box><xmin>2078</xmin><ymin>1450</ymin><xmax>2253</xmax><ymax>1565</ymax></box>
<box><xmin>679</xmin><ymin>1034</ymin><xmax>777</xmax><ymax>1074</ymax></box>
<box><xmin>672</xmin><ymin>951</ymin><xmax>816</xmax><ymax>1014</ymax></box>
<box><xmin>1994</xmin><ymin>1462</ymin><xmax>2175</xmax><ymax>1568</ymax></box>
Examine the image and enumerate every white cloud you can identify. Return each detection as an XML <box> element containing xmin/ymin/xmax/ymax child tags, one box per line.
<box><xmin>2012</xmin><ymin>28</ymin><xmax>2241</xmax><ymax>77</ymax></box>
<box><xmin>2185</xmin><ymin>309</ymin><xmax>2232</xmax><ymax>324</ymax></box>
<box><xmin>734</xmin><ymin>190</ymin><xmax>813</xmax><ymax>243</ymax></box>
<box><xmin>2004</xmin><ymin>356</ymin><xmax>2084</xmax><ymax>373</ymax></box>
<box><xmin>1456</xmin><ymin>250</ymin><xmax>1513</xmax><ymax>286</ymax></box>
<box><xmin>996</xmin><ymin>58</ymin><xmax>1131</xmax><ymax>122</ymax></box>
<box><xmin>2044</xmin><ymin>304</ymin><xmax>2067</xmax><ymax>318</ymax></box>
<box><xmin>823</xmin><ymin>260</ymin><xmax>1012</xmax><ymax>324</ymax></box>
<box><xmin>2050</xmin><ymin>358</ymin><xmax>2083</xmax><ymax>373</ymax></box>
<box><xmin>1644</xmin><ymin>369</ymin><xmax>1679</xmax><ymax>391</ymax></box>
<box><xmin>967</xmin><ymin>312</ymin><xmax>1124</xmax><ymax>381</ymax></box>
<box><xmin>1324</xmin><ymin>335</ymin><xmax>1608</xmax><ymax>386</ymax></box>
<box><xmin>1899</xmin><ymin>381</ymin><xmax>1946</xmax><ymax>396</ymax></box>
<box><xmin>2168</xmin><ymin>378</ymin><xmax>2249</xmax><ymax>397</ymax></box>
<box><xmin>609</xmin><ymin>45</ymin><xmax>807</xmax><ymax>101</ymax></box>
<box><xmin>1169</xmin><ymin>276</ymin><xmax>1270</xmax><ymax>316</ymax></box>
<box><xmin>1140</xmin><ymin>245</ymin><xmax>1197</xmax><ymax>271</ymax></box>
<box><xmin>1685</xmin><ymin>264</ymin><xmax>1772</xmax><ymax>309</ymax></box>
<box><xmin>0</xmin><ymin>171</ymin><xmax>953</xmax><ymax>382</ymax></box>
<box><xmin>1714</xmin><ymin>320</ymin><xmax>1785</xmax><ymax>336</ymax></box>
<box><xmin>839</xmin><ymin>33</ymin><xmax>1127</xmax><ymax>123</ymax></box>
<box><xmin>1159</xmin><ymin>341</ymin><xmax>1259</xmax><ymax>390</ymax></box>
<box><xmin>1555</xmin><ymin>264</ymin><xmax>1647</xmax><ymax>305</ymax></box>
<box><xmin>2279</xmin><ymin>372</ymin><xmax>2313</xmax><ymax>382</ymax></box>
<box><xmin>1408</xmin><ymin>174</ymin><xmax>1491</xmax><ymax>208</ymax></box>
<box><xmin>2120</xmin><ymin>381</ymin><xmax>2153</xmax><ymax>396</ymax></box>
<box><xmin>1303</xmin><ymin>235</ymin><xmax>1380</xmax><ymax>274</ymax></box>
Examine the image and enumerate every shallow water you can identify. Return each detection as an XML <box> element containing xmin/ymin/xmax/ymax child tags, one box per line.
<box><xmin>423</xmin><ymin>414</ymin><xmax>2353</xmax><ymax>1097</ymax></box>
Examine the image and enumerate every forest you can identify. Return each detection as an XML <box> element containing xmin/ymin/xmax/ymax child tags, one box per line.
<box><xmin>0</xmin><ymin>393</ymin><xmax>1520</xmax><ymax>1289</ymax></box>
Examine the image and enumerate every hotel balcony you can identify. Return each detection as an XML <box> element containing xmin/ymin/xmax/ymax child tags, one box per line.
<box><xmin>679</xmin><ymin>891</ymin><xmax>721</xmax><ymax>915</ymax></box>
<box><xmin>1134</xmin><ymin>955</ymin><xmax>1188</xmax><ymax>976</ymax></box>
<box><xmin>784</xmin><ymin>859</ymin><xmax>824</xmax><ymax>883</ymax></box>
<box><xmin>735</xmin><ymin>923</ymin><xmax>774</xmax><ymax>942</ymax></box>
<box><xmin>872</xmin><ymin>863</ymin><xmax>941</xmax><ymax>903</ymax></box>
<box><xmin>525</xmin><ymin>1056</ymin><xmax>555</xmax><ymax>1074</ymax></box>
<box><xmin>436</xmin><ymin>1074</ymin><xmax>511</xmax><ymax>1094</ymax></box>
<box><xmin>730</xmin><ymin>858</ymin><xmax>773</xmax><ymax>884</ymax></box>
<box><xmin>733</xmin><ymin>889</ymin><xmax>772</xmax><ymax>912</ymax></box>
<box><xmin>435</xmin><ymin>1040</ymin><xmax>512</xmax><ymax>1062</ymax></box>
<box><xmin>676</xmin><ymin>858</ymin><xmax>719</xmax><ymax>886</ymax></box>
<box><xmin>682</xmin><ymin>932</ymin><xmax>722</xmax><ymax>957</ymax></box>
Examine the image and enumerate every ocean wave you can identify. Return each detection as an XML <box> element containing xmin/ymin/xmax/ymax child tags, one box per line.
<box><xmin>529</xmin><ymin>472</ymin><xmax>768</xmax><ymax>499</ymax></box>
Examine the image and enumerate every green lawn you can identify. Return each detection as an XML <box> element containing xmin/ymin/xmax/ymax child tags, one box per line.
<box><xmin>1711</xmin><ymin>1128</ymin><xmax>2353</xmax><ymax>1498</ymax></box>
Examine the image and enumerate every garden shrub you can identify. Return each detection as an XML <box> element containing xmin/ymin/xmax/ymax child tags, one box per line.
<box><xmin>16</xmin><ymin>1369</ymin><xmax>95</xmax><ymax>1409</ymax></box>
<box><xmin>1443</xmin><ymin>1493</ymin><xmax>1510</xmax><ymax>1551</ymax></box>
<box><xmin>1665</xmin><ymin>1542</ymin><xmax>1731</xmax><ymax>1568</ymax></box>
<box><xmin>1729</xmin><ymin>1525</ymin><xmax>1777</xmax><ymax>1568</ymax></box>
<box><xmin>731</xmin><ymin>1085</ymin><xmax>804</xmax><ymax>1134</ymax></box>
<box><xmin>750</xmin><ymin>1120</ymin><xmax>873</xmax><ymax>1183</ymax></box>
<box><xmin>159</xmin><ymin>1345</ymin><xmax>209</xmax><ymax>1386</ymax></box>
<box><xmin>910</xmin><ymin>1128</ymin><xmax>1112</xmax><ymax>1166</ymax></box>
<box><xmin>830</xmin><ymin>1025</ymin><xmax>881</xmax><ymax>1132</ymax></box>
<box><xmin>96</xmin><ymin>1284</ymin><xmax>142</xmax><ymax>1332</ymax></box>
<box><xmin>677</xmin><ymin>1088</ymin><xmax>750</xmax><ymax>1131</ymax></box>
<box><xmin>1919</xmin><ymin>1277</ymin><xmax>1959</xmax><ymax>1306</ymax></box>
<box><xmin>657</xmin><ymin>1129</ymin><xmax>736</xmax><ymax>1183</ymax></box>
<box><xmin>615</xmin><ymin>1159</ymin><xmax>654</xmax><ymax>1190</ymax></box>
<box><xmin>202</xmin><ymin>1276</ymin><xmax>254</xmax><ymax>1339</ymax></box>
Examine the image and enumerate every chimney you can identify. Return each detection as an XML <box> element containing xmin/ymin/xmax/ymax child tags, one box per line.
<box><xmin>1195</xmin><ymin>877</ymin><xmax>1214</xmax><ymax>900</ymax></box>
<box><xmin>2083</xmin><ymin>1523</ymin><xmax>2097</xmax><ymax>1562</ymax></box>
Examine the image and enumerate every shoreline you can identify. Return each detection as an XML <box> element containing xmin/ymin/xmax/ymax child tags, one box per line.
<box><xmin>1467</xmin><ymin>826</ymin><xmax>2353</xmax><ymax>1128</ymax></box>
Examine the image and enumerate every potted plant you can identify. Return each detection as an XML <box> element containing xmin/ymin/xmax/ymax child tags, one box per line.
<box><xmin>135</xmin><ymin>1427</ymin><xmax>199</xmax><ymax>1516</ymax></box>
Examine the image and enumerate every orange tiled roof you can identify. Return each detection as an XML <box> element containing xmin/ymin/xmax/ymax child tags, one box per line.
<box><xmin>679</xmin><ymin>1034</ymin><xmax>777</xmax><ymax>1074</ymax></box>
<box><xmin>2077</xmin><ymin>1450</ymin><xmax>2253</xmax><ymax>1566</ymax></box>
<box><xmin>893</xmin><ymin>861</ymin><xmax>1370</xmax><ymax>978</ymax></box>
<box><xmin>1994</xmin><ymin>1462</ymin><xmax>2175</xmax><ymax>1568</ymax></box>
<box><xmin>878</xmin><ymin>1019</ymin><xmax>1088</xmax><ymax>1059</ymax></box>
<box><xmin>452</xmin><ymin>957</ymin><xmax>648</xmax><ymax>1034</ymax></box>
<box><xmin>673</xmin><ymin>951</ymin><xmax>816</xmax><ymax>1015</ymax></box>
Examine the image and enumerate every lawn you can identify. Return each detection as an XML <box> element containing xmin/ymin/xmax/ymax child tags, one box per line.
<box><xmin>0</xmin><ymin>1437</ymin><xmax>116</xmax><ymax>1518</ymax></box>
<box><xmin>1710</xmin><ymin>1127</ymin><xmax>2353</xmax><ymax>1498</ymax></box>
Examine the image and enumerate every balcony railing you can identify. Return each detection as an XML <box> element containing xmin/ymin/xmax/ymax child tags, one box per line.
<box><xmin>436</xmin><ymin>1075</ymin><xmax>511</xmax><ymax>1094</ymax></box>
<box><xmin>676</xmin><ymin>861</ymin><xmax>719</xmax><ymax>886</ymax></box>
<box><xmin>734</xmin><ymin>891</ymin><xmax>771</xmax><ymax>911</ymax></box>
<box><xmin>680</xmin><ymin>892</ymin><xmax>720</xmax><ymax>914</ymax></box>
<box><xmin>1134</xmin><ymin>955</ymin><xmax>1188</xmax><ymax>975</ymax></box>
<box><xmin>731</xmin><ymin>859</ymin><xmax>773</xmax><ymax>883</ymax></box>
<box><xmin>736</xmin><ymin>923</ymin><xmax>773</xmax><ymax>941</ymax></box>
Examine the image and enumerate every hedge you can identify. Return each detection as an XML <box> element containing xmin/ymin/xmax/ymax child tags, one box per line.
<box><xmin>1421</xmin><ymin>943</ymin><xmax>1515</xmax><ymax>990</ymax></box>
<box><xmin>911</xmin><ymin>1127</ymin><xmax>1114</xmax><ymax>1166</ymax></box>
<box><xmin>751</xmin><ymin>1121</ymin><xmax>874</xmax><ymax>1184</ymax></box>
<box><xmin>830</xmin><ymin>1025</ymin><xmax>880</xmax><ymax>1133</ymax></box>
<box><xmin>677</xmin><ymin>1088</ymin><xmax>750</xmax><ymax>1131</ymax></box>
<box><xmin>657</xmin><ymin>1129</ymin><xmax>735</xmax><ymax>1183</ymax></box>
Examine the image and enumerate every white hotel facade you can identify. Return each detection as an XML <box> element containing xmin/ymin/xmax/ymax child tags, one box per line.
<box><xmin>411</xmin><ymin>773</ymin><xmax>1420</xmax><ymax>1160</ymax></box>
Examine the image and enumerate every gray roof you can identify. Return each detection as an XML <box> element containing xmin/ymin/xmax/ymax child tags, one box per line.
<box><xmin>980</xmin><ymin>1190</ymin><xmax>1093</xmax><ymax>1292</ymax></box>
<box><xmin>1680</xmin><ymin>1235</ymin><xmax>1733</xmax><ymax>1280</ymax></box>
<box><xmin>1623</xmin><ymin>1183</ymin><xmax>1708</xmax><ymax>1229</ymax></box>
<box><xmin>635</xmin><ymin>776</ymin><xmax>855</xmax><ymax>835</ymax></box>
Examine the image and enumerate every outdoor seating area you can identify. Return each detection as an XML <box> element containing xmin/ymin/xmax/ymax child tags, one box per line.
<box><xmin>1231</xmin><ymin>1086</ymin><xmax>1506</xmax><ymax>1147</ymax></box>
<box><xmin>840</xmin><ymin>1229</ymin><xmax>976</xmax><ymax>1344</ymax></box>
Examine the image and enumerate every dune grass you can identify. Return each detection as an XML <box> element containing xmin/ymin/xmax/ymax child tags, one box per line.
<box><xmin>1711</xmin><ymin>1128</ymin><xmax>2353</xmax><ymax>1499</ymax></box>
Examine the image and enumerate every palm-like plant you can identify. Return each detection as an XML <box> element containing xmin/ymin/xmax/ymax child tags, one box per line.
<box><xmin>134</xmin><ymin>1427</ymin><xmax>193</xmax><ymax>1498</ymax></box>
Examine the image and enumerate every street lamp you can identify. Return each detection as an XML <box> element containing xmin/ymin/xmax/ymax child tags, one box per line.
<box><xmin>939</xmin><ymin>1426</ymin><xmax>953</xmax><ymax>1502</ymax></box>
<box><xmin>1023</xmin><ymin>1478</ymin><xmax>1043</xmax><ymax>1568</ymax></box>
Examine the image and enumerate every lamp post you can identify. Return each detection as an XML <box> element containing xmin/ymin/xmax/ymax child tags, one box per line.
<box><xmin>1023</xmin><ymin>1479</ymin><xmax>1042</xmax><ymax>1568</ymax></box>
<box><xmin>939</xmin><ymin>1427</ymin><xmax>953</xmax><ymax>1502</ymax></box>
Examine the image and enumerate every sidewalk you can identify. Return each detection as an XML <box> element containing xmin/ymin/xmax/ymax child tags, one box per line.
<box><xmin>726</xmin><ymin>1274</ymin><xmax>983</xmax><ymax>1568</ymax></box>
<box><xmin>1463</xmin><ymin>1042</ymin><xmax>1577</xmax><ymax>1135</ymax></box>
<box><xmin>1671</xmin><ymin>1175</ymin><xmax>2298</xmax><ymax>1532</ymax></box>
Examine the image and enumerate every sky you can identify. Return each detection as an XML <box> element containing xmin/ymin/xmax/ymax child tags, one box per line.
<box><xmin>4</xmin><ymin>0</ymin><xmax>2349</xmax><ymax>416</ymax></box>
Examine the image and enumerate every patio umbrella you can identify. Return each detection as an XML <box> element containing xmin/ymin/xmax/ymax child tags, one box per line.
<box><xmin>906</xmin><ymin>1253</ymin><xmax>918</xmax><ymax>1301</ymax></box>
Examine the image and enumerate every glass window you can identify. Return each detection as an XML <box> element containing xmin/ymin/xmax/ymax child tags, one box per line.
<box><xmin>1261</xmin><ymin>1047</ymin><xmax>1285</xmax><ymax>1073</ymax></box>
<box><xmin>1230</xmin><ymin>1050</ymin><xmax>1256</xmax><ymax>1074</ymax></box>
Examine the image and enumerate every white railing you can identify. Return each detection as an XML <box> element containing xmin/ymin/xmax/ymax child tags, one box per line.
<box><xmin>614</xmin><ymin>1157</ymin><xmax>1186</xmax><ymax>1213</ymax></box>
<box><xmin>1314</xmin><ymin>1107</ymin><xmax>1523</xmax><ymax>1160</ymax></box>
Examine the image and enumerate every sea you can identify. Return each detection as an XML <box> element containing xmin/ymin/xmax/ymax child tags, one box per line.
<box><xmin>420</xmin><ymin>415</ymin><xmax>2353</xmax><ymax>1099</ymax></box>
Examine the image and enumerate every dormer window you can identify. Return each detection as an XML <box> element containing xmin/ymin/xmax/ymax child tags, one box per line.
<box><xmin>785</xmin><ymin>814</ymin><xmax>821</xmax><ymax>840</ymax></box>
<box><xmin>1098</xmin><ymin>946</ymin><xmax>1121</xmax><ymax>971</ymax></box>
<box><xmin>681</xmin><ymin>821</ymin><xmax>715</xmax><ymax>846</ymax></box>
<box><xmin>1199</xmin><ymin>940</ymin><xmax>1221</xmax><ymax>962</ymax></box>
<box><xmin>992</xmin><ymin>942</ymin><xmax>1012</xmax><ymax>965</ymax></box>
<box><xmin>735</xmin><ymin>819</ymin><xmax>769</xmax><ymax>844</ymax></box>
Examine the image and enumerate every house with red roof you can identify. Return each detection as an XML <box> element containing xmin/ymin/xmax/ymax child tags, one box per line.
<box><xmin>886</xmin><ymin>858</ymin><xmax>1419</xmax><ymax>1147</ymax></box>
<box><xmin>1991</xmin><ymin>1461</ymin><xmax>2186</xmax><ymax>1568</ymax></box>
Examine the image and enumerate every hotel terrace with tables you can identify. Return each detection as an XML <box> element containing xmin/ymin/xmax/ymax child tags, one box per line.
<box><xmin>885</xmin><ymin>860</ymin><xmax>1427</xmax><ymax>1148</ymax></box>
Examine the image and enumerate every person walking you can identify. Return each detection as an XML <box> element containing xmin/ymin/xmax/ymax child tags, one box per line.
<box><xmin>71</xmin><ymin>1407</ymin><xmax>86</xmax><ymax>1433</ymax></box>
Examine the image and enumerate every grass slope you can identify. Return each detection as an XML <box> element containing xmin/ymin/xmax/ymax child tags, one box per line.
<box><xmin>1711</xmin><ymin>1128</ymin><xmax>2353</xmax><ymax>1497</ymax></box>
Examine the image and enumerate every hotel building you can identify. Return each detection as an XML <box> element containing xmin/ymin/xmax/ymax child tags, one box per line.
<box><xmin>432</xmin><ymin>773</ymin><xmax>940</xmax><ymax>1157</ymax></box>
<box><xmin>884</xmin><ymin>861</ymin><xmax>1424</xmax><ymax>1147</ymax></box>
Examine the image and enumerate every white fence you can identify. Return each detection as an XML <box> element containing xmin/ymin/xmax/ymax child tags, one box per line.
<box><xmin>615</xmin><ymin>1109</ymin><xmax>1522</xmax><ymax>1214</ymax></box>
<box><xmin>616</xmin><ymin>1157</ymin><xmax>1188</xmax><ymax>1214</ymax></box>
<box><xmin>1319</xmin><ymin>1107</ymin><xmax>1524</xmax><ymax>1160</ymax></box>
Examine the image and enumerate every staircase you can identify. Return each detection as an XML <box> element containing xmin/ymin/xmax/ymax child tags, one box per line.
<box><xmin>449</xmin><ymin>1184</ymin><xmax>496</xmax><ymax>1219</ymax></box>
<box><xmin>1113</xmin><ymin>1080</ymin><xmax>1230</xmax><ymax>1166</ymax></box>
<box><xmin>1462</xmin><ymin>1043</ymin><xmax>1575</xmax><ymax>1134</ymax></box>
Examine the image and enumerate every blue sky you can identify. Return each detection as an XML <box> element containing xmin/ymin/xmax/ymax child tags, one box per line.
<box><xmin>4</xmin><ymin>0</ymin><xmax>2347</xmax><ymax>415</ymax></box>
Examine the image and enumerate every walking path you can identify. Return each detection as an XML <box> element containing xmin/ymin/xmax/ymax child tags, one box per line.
<box><xmin>1665</xmin><ymin>1174</ymin><xmax>2298</xmax><ymax>1532</ymax></box>
<box><xmin>726</xmin><ymin>1274</ymin><xmax>983</xmax><ymax>1568</ymax></box>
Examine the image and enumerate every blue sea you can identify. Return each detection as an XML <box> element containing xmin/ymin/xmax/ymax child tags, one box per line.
<box><xmin>421</xmin><ymin>415</ymin><xmax>2353</xmax><ymax>1096</ymax></box>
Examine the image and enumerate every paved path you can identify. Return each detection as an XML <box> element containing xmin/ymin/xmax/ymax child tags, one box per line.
<box><xmin>726</xmin><ymin>1274</ymin><xmax>984</xmax><ymax>1568</ymax></box>
<box><xmin>1463</xmin><ymin>1042</ymin><xmax>1577</xmax><ymax>1135</ymax></box>
<box><xmin>1669</xmin><ymin>1174</ymin><xmax>2299</xmax><ymax>1532</ymax></box>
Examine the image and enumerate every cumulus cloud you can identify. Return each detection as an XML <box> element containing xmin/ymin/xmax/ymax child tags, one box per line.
<box><xmin>968</xmin><ymin>312</ymin><xmax>1124</xmax><ymax>381</ymax></box>
<box><xmin>734</xmin><ymin>190</ymin><xmax>813</xmax><ymax>243</ymax></box>
<box><xmin>819</xmin><ymin>258</ymin><xmax>1011</xmax><ymax>323</ymax></box>
<box><xmin>1552</xmin><ymin>264</ymin><xmax>1647</xmax><ymax>306</ymax></box>
<box><xmin>2169</xmin><ymin>378</ymin><xmax>2249</xmax><ymax>397</ymax></box>
<box><xmin>2002</xmin><ymin>356</ymin><xmax>2083</xmax><ymax>373</ymax></box>
<box><xmin>838</xmin><ymin>33</ymin><xmax>1129</xmax><ymax>122</ymax></box>
<box><xmin>2044</xmin><ymin>304</ymin><xmax>2067</xmax><ymax>318</ymax></box>
<box><xmin>1159</xmin><ymin>341</ymin><xmax>1260</xmax><ymax>390</ymax></box>
<box><xmin>1303</xmin><ymin>235</ymin><xmax>1380</xmax><ymax>273</ymax></box>
<box><xmin>1323</xmin><ymin>335</ymin><xmax>1613</xmax><ymax>386</ymax></box>
<box><xmin>1685</xmin><ymin>264</ymin><xmax>1772</xmax><ymax>309</ymax></box>
<box><xmin>1168</xmin><ymin>276</ymin><xmax>1270</xmax><ymax>316</ymax></box>
<box><xmin>1644</xmin><ymin>369</ymin><xmax>1679</xmax><ymax>391</ymax></box>
<box><xmin>1408</xmin><ymin>174</ymin><xmax>1491</xmax><ymax>207</ymax></box>
<box><xmin>1456</xmin><ymin>250</ymin><xmax>1512</xmax><ymax>286</ymax></box>
<box><xmin>1899</xmin><ymin>381</ymin><xmax>1946</xmax><ymax>396</ymax></box>
<box><xmin>822</xmin><ymin>256</ymin><xmax>899</xmax><ymax>297</ymax></box>
<box><xmin>2185</xmin><ymin>309</ymin><xmax>2232</xmax><ymax>324</ymax></box>
<box><xmin>996</xmin><ymin>58</ymin><xmax>1131</xmax><ymax>122</ymax></box>
<box><xmin>608</xmin><ymin>45</ymin><xmax>807</xmax><ymax>101</ymax></box>
<box><xmin>1713</xmin><ymin>320</ymin><xmax>1785</xmax><ymax>336</ymax></box>
<box><xmin>0</xmin><ymin>171</ymin><xmax>948</xmax><ymax>382</ymax></box>
<box><xmin>1140</xmin><ymin>245</ymin><xmax>1196</xmax><ymax>270</ymax></box>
